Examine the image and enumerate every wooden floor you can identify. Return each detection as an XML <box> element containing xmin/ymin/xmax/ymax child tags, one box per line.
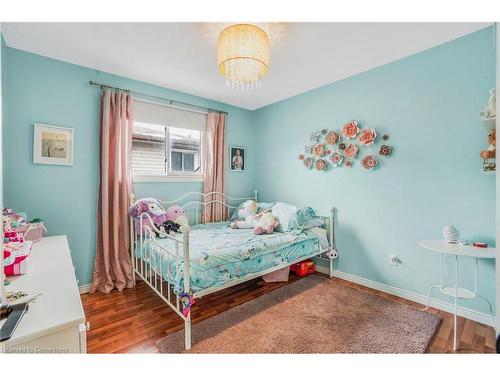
<box><xmin>81</xmin><ymin>273</ymin><xmax>497</xmax><ymax>353</ymax></box>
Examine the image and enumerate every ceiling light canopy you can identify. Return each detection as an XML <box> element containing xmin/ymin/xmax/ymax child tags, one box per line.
<box><xmin>217</xmin><ymin>24</ymin><xmax>270</xmax><ymax>90</ymax></box>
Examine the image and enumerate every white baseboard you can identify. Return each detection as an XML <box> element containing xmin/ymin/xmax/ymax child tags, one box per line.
<box><xmin>79</xmin><ymin>284</ymin><xmax>92</xmax><ymax>294</ymax></box>
<box><xmin>315</xmin><ymin>264</ymin><xmax>495</xmax><ymax>327</ymax></box>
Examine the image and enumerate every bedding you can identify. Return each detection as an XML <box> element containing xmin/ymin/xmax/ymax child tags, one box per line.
<box><xmin>135</xmin><ymin>221</ymin><xmax>327</xmax><ymax>295</ymax></box>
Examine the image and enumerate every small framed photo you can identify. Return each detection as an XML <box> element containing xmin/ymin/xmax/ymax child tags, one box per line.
<box><xmin>230</xmin><ymin>146</ymin><xmax>245</xmax><ymax>172</ymax></box>
<box><xmin>33</xmin><ymin>123</ymin><xmax>74</xmax><ymax>166</ymax></box>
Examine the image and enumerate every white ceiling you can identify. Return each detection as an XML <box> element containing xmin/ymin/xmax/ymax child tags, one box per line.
<box><xmin>1</xmin><ymin>22</ymin><xmax>491</xmax><ymax>110</ymax></box>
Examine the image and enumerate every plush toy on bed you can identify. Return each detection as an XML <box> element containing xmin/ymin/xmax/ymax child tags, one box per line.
<box><xmin>129</xmin><ymin>198</ymin><xmax>168</xmax><ymax>235</ymax></box>
<box><xmin>156</xmin><ymin>220</ymin><xmax>181</xmax><ymax>235</ymax></box>
<box><xmin>230</xmin><ymin>200</ymin><xmax>280</xmax><ymax>235</ymax></box>
<box><xmin>165</xmin><ymin>205</ymin><xmax>189</xmax><ymax>233</ymax></box>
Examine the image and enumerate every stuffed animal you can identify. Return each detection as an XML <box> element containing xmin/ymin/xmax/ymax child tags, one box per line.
<box><xmin>156</xmin><ymin>220</ymin><xmax>181</xmax><ymax>235</ymax></box>
<box><xmin>129</xmin><ymin>198</ymin><xmax>168</xmax><ymax>234</ymax></box>
<box><xmin>165</xmin><ymin>205</ymin><xmax>189</xmax><ymax>232</ymax></box>
<box><xmin>480</xmin><ymin>131</ymin><xmax>496</xmax><ymax>160</ymax></box>
<box><xmin>480</xmin><ymin>88</ymin><xmax>496</xmax><ymax>119</ymax></box>
<box><xmin>230</xmin><ymin>200</ymin><xmax>280</xmax><ymax>235</ymax></box>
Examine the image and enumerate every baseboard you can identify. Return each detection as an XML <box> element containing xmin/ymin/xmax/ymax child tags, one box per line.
<box><xmin>315</xmin><ymin>264</ymin><xmax>495</xmax><ymax>327</ymax></box>
<box><xmin>79</xmin><ymin>284</ymin><xmax>92</xmax><ymax>294</ymax></box>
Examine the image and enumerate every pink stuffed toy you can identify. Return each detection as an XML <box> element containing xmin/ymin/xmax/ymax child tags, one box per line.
<box><xmin>129</xmin><ymin>198</ymin><xmax>168</xmax><ymax>234</ymax></box>
<box><xmin>165</xmin><ymin>205</ymin><xmax>189</xmax><ymax>231</ymax></box>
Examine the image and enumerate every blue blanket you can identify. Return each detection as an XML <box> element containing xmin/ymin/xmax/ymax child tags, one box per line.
<box><xmin>135</xmin><ymin>221</ymin><xmax>323</xmax><ymax>295</ymax></box>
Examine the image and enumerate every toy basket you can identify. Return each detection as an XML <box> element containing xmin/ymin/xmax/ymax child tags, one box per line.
<box><xmin>14</xmin><ymin>222</ymin><xmax>47</xmax><ymax>242</ymax></box>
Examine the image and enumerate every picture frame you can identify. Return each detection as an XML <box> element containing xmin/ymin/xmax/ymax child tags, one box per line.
<box><xmin>33</xmin><ymin>123</ymin><xmax>74</xmax><ymax>166</ymax></box>
<box><xmin>229</xmin><ymin>146</ymin><xmax>245</xmax><ymax>172</ymax></box>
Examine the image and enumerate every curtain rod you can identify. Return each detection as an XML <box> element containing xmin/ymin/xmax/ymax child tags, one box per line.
<box><xmin>88</xmin><ymin>81</ymin><xmax>228</xmax><ymax>115</ymax></box>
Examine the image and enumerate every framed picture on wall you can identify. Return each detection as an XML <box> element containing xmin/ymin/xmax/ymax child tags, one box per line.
<box><xmin>33</xmin><ymin>123</ymin><xmax>74</xmax><ymax>166</ymax></box>
<box><xmin>230</xmin><ymin>146</ymin><xmax>245</xmax><ymax>172</ymax></box>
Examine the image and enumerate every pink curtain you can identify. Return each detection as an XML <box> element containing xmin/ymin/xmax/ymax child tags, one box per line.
<box><xmin>203</xmin><ymin>112</ymin><xmax>227</xmax><ymax>223</ymax></box>
<box><xmin>92</xmin><ymin>89</ymin><xmax>134</xmax><ymax>294</ymax></box>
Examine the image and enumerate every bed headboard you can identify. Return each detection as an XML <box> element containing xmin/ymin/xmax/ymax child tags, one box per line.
<box><xmin>130</xmin><ymin>190</ymin><xmax>258</xmax><ymax>226</ymax></box>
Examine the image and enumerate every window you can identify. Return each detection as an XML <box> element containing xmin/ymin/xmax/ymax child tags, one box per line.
<box><xmin>131</xmin><ymin>100</ymin><xmax>205</xmax><ymax>181</ymax></box>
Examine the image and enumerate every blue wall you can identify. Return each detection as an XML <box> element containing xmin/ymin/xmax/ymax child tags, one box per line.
<box><xmin>2</xmin><ymin>47</ymin><xmax>256</xmax><ymax>286</ymax></box>
<box><xmin>253</xmin><ymin>27</ymin><xmax>496</xmax><ymax>313</ymax></box>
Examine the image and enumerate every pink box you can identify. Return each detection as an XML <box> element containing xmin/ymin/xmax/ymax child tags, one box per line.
<box><xmin>262</xmin><ymin>266</ymin><xmax>290</xmax><ymax>283</ymax></box>
<box><xmin>15</xmin><ymin>223</ymin><xmax>46</xmax><ymax>242</ymax></box>
<box><xmin>4</xmin><ymin>241</ymin><xmax>32</xmax><ymax>276</ymax></box>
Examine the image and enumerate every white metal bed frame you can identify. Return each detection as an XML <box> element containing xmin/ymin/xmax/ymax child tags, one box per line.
<box><xmin>129</xmin><ymin>190</ymin><xmax>336</xmax><ymax>350</ymax></box>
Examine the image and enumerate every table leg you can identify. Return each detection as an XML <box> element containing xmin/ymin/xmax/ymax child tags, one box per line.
<box><xmin>453</xmin><ymin>255</ymin><xmax>458</xmax><ymax>351</ymax></box>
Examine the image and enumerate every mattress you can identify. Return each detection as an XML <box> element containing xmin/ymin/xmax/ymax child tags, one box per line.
<box><xmin>135</xmin><ymin>221</ymin><xmax>326</xmax><ymax>295</ymax></box>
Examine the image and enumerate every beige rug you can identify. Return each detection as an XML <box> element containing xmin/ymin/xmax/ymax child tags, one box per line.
<box><xmin>157</xmin><ymin>275</ymin><xmax>441</xmax><ymax>353</ymax></box>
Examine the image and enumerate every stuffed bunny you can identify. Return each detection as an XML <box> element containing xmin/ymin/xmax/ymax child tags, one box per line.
<box><xmin>230</xmin><ymin>200</ymin><xmax>279</xmax><ymax>235</ymax></box>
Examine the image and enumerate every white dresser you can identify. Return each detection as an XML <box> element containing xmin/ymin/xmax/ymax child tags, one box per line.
<box><xmin>1</xmin><ymin>236</ymin><xmax>87</xmax><ymax>353</ymax></box>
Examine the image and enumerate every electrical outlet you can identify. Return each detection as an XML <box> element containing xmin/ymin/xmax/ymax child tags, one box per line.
<box><xmin>389</xmin><ymin>254</ymin><xmax>399</xmax><ymax>266</ymax></box>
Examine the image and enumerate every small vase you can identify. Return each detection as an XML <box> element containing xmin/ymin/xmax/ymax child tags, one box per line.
<box><xmin>442</xmin><ymin>225</ymin><xmax>459</xmax><ymax>243</ymax></box>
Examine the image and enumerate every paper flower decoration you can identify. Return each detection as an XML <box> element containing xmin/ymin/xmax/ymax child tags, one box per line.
<box><xmin>321</xmin><ymin>129</ymin><xmax>328</xmax><ymax>134</ymax></box>
<box><xmin>345</xmin><ymin>160</ymin><xmax>352</xmax><ymax>167</ymax></box>
<box><xmin>379</xmin><ymin>145</ymin><xmax>392</xmax><ymax>156</ymax></box>
<box><xmin>338</xmin><ymin>143</ymin><xmax>346</xmax><ymax>150</ymax></box>
<box><xmin>325</xmin><ymin>131</ymin><xmax>340</xmax><ymax>145</ymax></box>
<box><xmin>361</xmin><ymin>155</ymin><xmax>377</xmax><ymax>169</ymax></box>
<box><xmin>312</xmin><ymin>144</ymin><xmax>326</xmax><ymax>157</ymax></box>
<box><xmin>298</xmin><ymin>154</ymin><xmax>305</xmax><ymax>160</ymax></box>
<box><xmin>331</xmin><ymin>152</ymin><xmax>343</xmax><ymax>166</ymax></box>
<box><xmin>344</xmin><ymin>144</ymin><xmax>359</xmax><ymax>158</ymax></box>
<box><xmin>359</xmin><ymin>129</ymin><xmax>377</xmax><ymax>146</ymax></box>
<box><xmin>304</xmin><ymin>146</ymin><xmax>312</xmax><ymax>154</ymax></box>
<box><xmin>310</xmin><ymin>131</ymin><xmax>320</xmax><ymax>142</ymax></box>
<box><xmin>316</xmin><ymin>159</ymin><xmax>327</xmax><ymax>171</ymax></box>
<box><xmin>342</xmin><ymin>121</ymin><xmax>359</xmax><ymax>139</ymax></box>
<box><xmin>303</xmin><ymin>158</ymin><xmax>314</xmax><ymax>169</ymax></box>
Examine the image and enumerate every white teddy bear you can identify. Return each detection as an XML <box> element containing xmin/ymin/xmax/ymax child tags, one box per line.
<box><xmin>230</xmin><ymin>200</ymin><xmax>280</xmax><ymax>235</ymax></box>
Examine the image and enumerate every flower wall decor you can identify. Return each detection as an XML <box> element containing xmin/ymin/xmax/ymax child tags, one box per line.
<box><xmin>299</xmin><ymin>120</ymin><xmax>394</xmax><ymax>172</ymax></box>
<box><xmin>361</xmin><ymin>155</ymin><xmax>377</xmax><ymax>169</ymax></box>
<box><xmin>358</xmin><ymin>128</ymin><xmax>377</xmax><ymax>146</ymax></box>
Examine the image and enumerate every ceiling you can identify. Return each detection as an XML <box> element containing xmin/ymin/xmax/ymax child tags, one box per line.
<box><xmin>1</xmin><ymin>22</ymin><xmax>491</xmax><ymax>110</ymax></box>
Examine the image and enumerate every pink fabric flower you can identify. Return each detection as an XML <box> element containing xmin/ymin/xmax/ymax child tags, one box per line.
<box><xmin>362</xmin><ymin>155</ymin><xmax>377</xmax><ymax>169</ymax></box>
<box><xmin>312</xmin><ymin>144</ymin><xmax>326</xmax><ymax>157</ymax></box>
<box><xmin>330</xmin><ymin>152</ymin><xmax>343</xmax><ymax>166</ymax></box>
<box><xmin>359</xmin><ymin>128</ymin><xmax>377</xmax><ymax>146</ymax></box>
<box><xmin>344</xmin><ymin>144</ymin><xmax>359</xmax><ymax>158</ymax></box>
<box><xmin>325</xmin><ymin>131</ymin><xmax>339</xmax><ymax>145</ymax></box>
<box><xmin>316</xmin><ymin>159</ymin><xmax>327</xmax><ymax>170</ymax></box>
<box><xmin>342</xmin><ymin>121</ymin><xmax>359</xmax><ymax>139</ymax></box>
<box><xmin>303</xmin><ymin>158</ymin><xmax>313</xmax><ymax>169</ymax></box>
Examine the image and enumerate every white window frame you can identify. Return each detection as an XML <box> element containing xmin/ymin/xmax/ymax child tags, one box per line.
<box><xmin>132</xmin><ymin>124</ymin><xmax>204</xmax><ymax>183</ymax></box>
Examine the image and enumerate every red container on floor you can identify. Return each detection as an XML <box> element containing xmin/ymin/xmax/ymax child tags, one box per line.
<box><xmin>290</xmin><ymin>260</ymin><xmax>315</xmax><ymax>277</ymax></box>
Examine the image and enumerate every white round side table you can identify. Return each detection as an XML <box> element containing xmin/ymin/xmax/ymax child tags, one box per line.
<box><xmin>419</xmin><ymin>240</ymin><xmax>496</xmax><ymax>351</ymax></box>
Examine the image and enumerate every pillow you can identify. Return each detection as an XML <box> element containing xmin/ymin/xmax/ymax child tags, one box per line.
<box><xmin>272</xmin><ymin>203</ymin><xmax>323</xmax><ymax>232</ymax></box>
<box><xmin>272</xmin><ymin>202</ymin><xmax>299</xmax><ymax>232</ymax></box>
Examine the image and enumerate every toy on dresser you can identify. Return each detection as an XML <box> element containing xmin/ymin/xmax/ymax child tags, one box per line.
<box><xmin>230</xmin><ymin>200</ymin><xmax>280</xmax><ymax>235</ymax></box>
<box><xmin>3</xmin><ymin>208</ymin><xmax>36</xmax><ymax>276</ymax></box>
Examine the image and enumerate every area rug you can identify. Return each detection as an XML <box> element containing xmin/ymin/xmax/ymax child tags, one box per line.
<box><xmin>157</xmin><ymin>274</ymin><xmax>441</xmax><ymax>353</ymax></box>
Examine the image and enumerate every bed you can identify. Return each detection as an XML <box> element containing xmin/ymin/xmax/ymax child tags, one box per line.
<box><xmin>129</xmin><ymin>191</ymin><xmax>336</xmax><ymax>350</ymax></box>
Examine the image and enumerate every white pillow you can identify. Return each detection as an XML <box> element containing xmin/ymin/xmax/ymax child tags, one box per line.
<box><xmin>272</xmin><ymin>202</ymin><xmax>299</xmax><ymax>232</ymax></box>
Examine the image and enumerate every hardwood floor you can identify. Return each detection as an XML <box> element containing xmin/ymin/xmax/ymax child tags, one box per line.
<box><xmin>81</xmin><ymin>273</ymin><xmax>497</xmax><ymax>353</ymax></box>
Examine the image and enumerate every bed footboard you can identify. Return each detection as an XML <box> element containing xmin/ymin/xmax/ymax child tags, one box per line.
<box><xmin>131</xmin><ymin>211</ymin><xmax>193</xmax><ymax>349</ymax></box>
